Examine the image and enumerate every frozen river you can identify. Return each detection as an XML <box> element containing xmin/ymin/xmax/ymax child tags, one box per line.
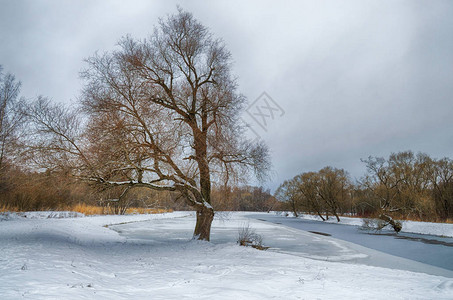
<box><xmin>110</xmin><ymin>212</ymin><xmax>453</xmax><ymax>277</ymax></box>
<box><xmin>246</xmin><ymin>214</ymin><xmax>453</xmax><ymax>274</ymax></box>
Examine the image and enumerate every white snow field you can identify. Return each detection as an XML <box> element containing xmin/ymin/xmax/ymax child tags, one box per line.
<box><xmin>1</xmin><ymin>212</ymin><xmax>452</xmax><ymax>299</ymax></box>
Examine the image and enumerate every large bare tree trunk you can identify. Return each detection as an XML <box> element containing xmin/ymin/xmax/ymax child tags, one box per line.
<box><xmin>194</xmin><ymin>206</ymin><xmax>214</xmax><ymax>241</ymax></box>
<box><xmin>192</xmin><ymin>127</ymin><xmax>215</xmax><ymax>241</ymax></box>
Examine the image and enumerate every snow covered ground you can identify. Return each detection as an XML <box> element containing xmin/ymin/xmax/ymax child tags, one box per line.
<box><xmin>1</xmin><ymin>211</ymin><xmax>452</xmax><ymax>299</ymax></box>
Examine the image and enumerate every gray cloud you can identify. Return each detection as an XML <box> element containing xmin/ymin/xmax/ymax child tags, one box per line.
<box><xmin>1</xmin><ymin>0</ymin><xmax>452</xmax><ymax>190</ymax></box>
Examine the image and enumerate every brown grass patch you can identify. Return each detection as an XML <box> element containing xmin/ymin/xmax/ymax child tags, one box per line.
<box><xmin>0</xmin><ymin>205</ymin><xmax>19</xmax><ymax>213</ymax></box>
<box><xmin>69</xmin><ymin>204</ymin><xmax>172</xmax><ymax>215</ymax></box>
<box><xmin>70</xmin><ymin>203</ymin><xmax>105</xmax><ymax>215</ymax></box>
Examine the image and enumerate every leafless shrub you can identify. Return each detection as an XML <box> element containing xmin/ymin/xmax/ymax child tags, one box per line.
<box><xmin>214</xmin><ymin>211</ymin><xmax>232</xmax><ymax>222</ymax></box>
<box><xmin>237</xmin><ymin>223</ymin><xmax>268</xmax><ymax>250</ymax></box>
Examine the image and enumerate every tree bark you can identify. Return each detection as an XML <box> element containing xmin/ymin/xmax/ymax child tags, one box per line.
<box><xmin>192</xmin><ymin>126</ymin><xmax>215</xmax><ymax>241</ymax></box>
<box><xmin>317</xmin><ymin>211</ymin><xmax>326</xmax><ymax>221</ymax></box>
<box><xmin>334</xmin><ymin>212</ymin><xmax>340</xmax><ymax>222</ymax></box>
<box><xmin>194</xmin><ymin>206</ymin><xmax>214</xmax><ymax>241</ymax></box>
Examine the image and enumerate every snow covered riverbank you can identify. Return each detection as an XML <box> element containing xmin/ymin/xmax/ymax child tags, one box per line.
<box><xmin>291</xmin><ymin>213</ymin><xmax>453</xmax><ymax>238</ymax></box>
<box><xmin>1</xmin><ymin>211</ymin><xmax>452</xmax><ymax>299</ymax></box>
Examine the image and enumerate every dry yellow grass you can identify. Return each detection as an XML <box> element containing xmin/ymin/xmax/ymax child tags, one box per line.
<box><xmin>70</xmin><ymin>204</ymin><xmax>172</xmax><ymax>215</ymax></box>
<box><xmin>124</xmin><ymin>207</ymin><xmax>171</xmax><ymax>215</ymax></box>
<box><xmin>71</xmin><ymin>203</ymin><xmax>105</xmax><ymax>215</ymax></box>
<box><xmin>0</xmin><ymin>205</ymin><xmax>18</xmax><ymax>213</ymax></box>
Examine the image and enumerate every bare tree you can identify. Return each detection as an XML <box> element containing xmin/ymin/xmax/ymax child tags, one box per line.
<box><xmin>0</xmin><ymin>66</ymin><xmax>25</xmax><ymax>173</ymax></box>
<box><xmin>274</xmin><ymin>179</ymin><xmax>301</xmax><ymax>217</ymax></box>
<box><xmin>361</xmin><ymin>151</ymin><xmax>436</xmax><ymax>219</ymax></box>
<box><xmin>361</xmin><ymin>156</ymin><xmax>400</xmax><ymax>211</ymax></box>
<box><xmin>430</xmin><ymin>158</ymin><xmax>453</xmax><ymax>221</ymax></box>
<box><xmin>388</xmin><ymin>151</ymin><xmax>432</xmax><ymax>218</ymax></box>
<box><xmin>26</xmin><ymin>9</ymin><xmax>269</xmax><ymax>241</ymax></box>
<box><xmin>276</xmin><ymin>168</ymin><xmax>351</xmax><ymax>221</ymax></box>
<box><xmin>294</xmin><ymin>172</ymin><xmax>326</xmax><ymax>221</ymax></box>
<box><xmin>316</xmin><ymin>167</ymin><xmax>350</xmax><ymax>222</ymax></box>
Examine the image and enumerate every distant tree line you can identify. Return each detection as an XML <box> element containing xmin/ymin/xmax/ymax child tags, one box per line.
<box><xmin>1</xmin><ymin>64</ymin><xmax>451</xmax><ymax>222</ymax></box>
<box><xmin>275</xmin><ymin>151</ymin><xmax>453</xmax><ymax>222</ymax></box>
<box><xmin>211</xmin><ymin>185</ymin><xmax>279</xmax><ymax>212</ymax></box>
<box><xmin>0</xmin><ymin>164</ymin><xmax>277</xmax><ymax>213</ymax></box>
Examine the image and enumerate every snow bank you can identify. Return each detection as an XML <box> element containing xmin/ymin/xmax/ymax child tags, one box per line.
<box><xmin>0</xmin><ymin>211</ymin><xmax>85</xmax><ymax>220</ymax></box>
<box><xmin>0</xmin><ymin>211</ymin><xmax>193</xmax><ymax>246</ymax></box>
<box><xmin>294</xmin><ymin>213</ymin><xmax>453</xmax><ymax>237</ymax></box>
<box><xmin>401</xmin><ymin>220</ymin><xmax>453</xmax><ymax>238</ymax></box>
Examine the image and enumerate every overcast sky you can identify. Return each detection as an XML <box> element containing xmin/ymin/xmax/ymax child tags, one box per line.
<box><xmin>1</xmin><ymin>0</ymin><xmax>453</xmax><ymax>190</ymax></box>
